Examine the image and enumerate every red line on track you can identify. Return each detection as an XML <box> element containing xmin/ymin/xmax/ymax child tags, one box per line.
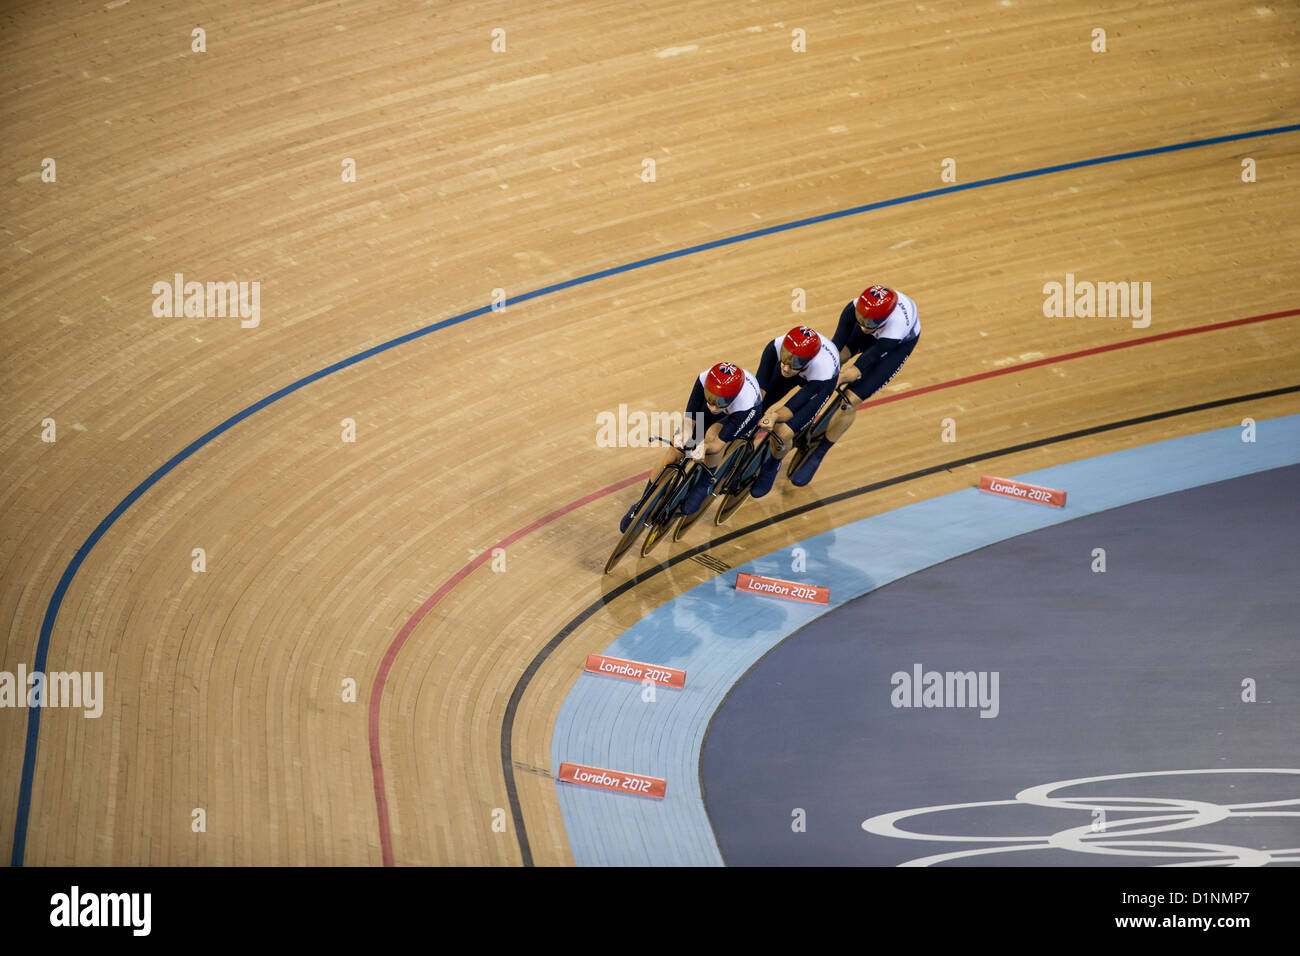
<box><xmin>367</xmin><ymin>469</ymin><xmax>648</xmax><ymax>866</ymax></box>
<box><xmin>862</xmin><ymin>309</ymin><xmax>1300</xmax><ymax>408</ymax></box>
<box><xmin>369</xmin><ymin>307</ymin><xmax>1298</xmax><ymax>863</ymax></box>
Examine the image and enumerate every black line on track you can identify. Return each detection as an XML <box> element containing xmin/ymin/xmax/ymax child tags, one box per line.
<box><xmin>501</xmin><ymin>384</ymin><xmax>1300</xmax><ymax>865</ymax></box>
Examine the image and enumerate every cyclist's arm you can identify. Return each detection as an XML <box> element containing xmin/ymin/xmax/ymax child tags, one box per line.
<box><xmin>841</xmin><ymin>335</ymin><xmax>904</xmax><ymax>385</ymax></box>
<box><xmin>806</xmin><ymin>374</ymin><xmax>839</xmax><ymax>412</ymax></box>
<box><xmin>718</xmin><ymin>405</ymin><xmax>760</xmax><ymax>445</ymax></box>
<box><xmin>764</xmin><ymin>374</ymin><xmax>828</xmax><ymax>425</ymax></box>
<box><xmin>681</xmin><ymin>379</ymin><xmax>709</xmax><ymax>444</ymax></box>
<box><xmin>831</xmin><ymin>301</ymin><xmax>857</xmax><ymax>352</ymax></box>
<box><xmin>685</xmin><ymin>379</ymin><xmax>706</xmax><ymax>417</ymax></box>
<box><xmin>761</xmin><ymin>404</ymin><xmax>794</xmax><ymax>428</ymax></box>
<box><xmin>755</xmin><ymin>340</ymin><xmax>779</xmax><ymax>406</ymax></box>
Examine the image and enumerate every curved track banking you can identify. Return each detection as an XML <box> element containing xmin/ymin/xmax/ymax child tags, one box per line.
<box><xmin>15</xmin><ymin>127</ymin><xmax>1296</xmax><ymax>865</ymax></box>
<box><xmin>12</xmin><ymin>150</ymin><xmax>1300</xmax><ymax>863</ymax></box>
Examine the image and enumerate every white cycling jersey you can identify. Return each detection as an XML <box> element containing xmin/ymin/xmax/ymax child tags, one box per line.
<box><xmin>696</xmin><ymin>367</ymin><xmax>762</xmax><ymax>415</ymax></box>
<box><xmin>770</xmin><ymin>330</ymin><xmax>841</xmax><ymax>383</ymax></box>
<box><xmin>869</xmin><ymin>290</ymin><xmax>920</xmax><ymax>341</ymax></box>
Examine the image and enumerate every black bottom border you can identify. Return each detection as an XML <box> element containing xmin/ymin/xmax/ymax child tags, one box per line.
<box><xmin>2</xmin><ymin>864</ymin><xmax>1296</xmax><ymax>940</ymax></box>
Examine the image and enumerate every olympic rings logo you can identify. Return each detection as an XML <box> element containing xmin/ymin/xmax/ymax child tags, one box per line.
<box><xmin>861</xmin><ymin>769</ymin><xmax>1300</xmax><ymax>866</ymax></box>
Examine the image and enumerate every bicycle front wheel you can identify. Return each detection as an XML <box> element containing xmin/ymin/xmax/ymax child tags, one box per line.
<box><xmin>717</xmin><ymin>481</ymin><xmax>759</xmax><ymax>525</ymax></box>
<box><xmin>604</xmin><ymin>468</ymin><xmax>675</xmax><ymax>573</ymax></box>
<box><xmin>640</xmin><ymin>468</ymin><xmax>688</xmax><ymax>558</ymax></box>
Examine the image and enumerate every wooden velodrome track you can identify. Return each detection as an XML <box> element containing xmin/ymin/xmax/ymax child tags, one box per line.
<box><xmin>2</xmin><ymin>0</ymin><xmax>1297</xmax><ymax>866</ymax></box>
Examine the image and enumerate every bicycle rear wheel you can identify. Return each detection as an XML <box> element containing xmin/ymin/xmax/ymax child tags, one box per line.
<box><xmin>715</xmin><ymin>442</ymin><xmax>768</xmax><ymax>525</ymax></box>
<box><xmin>674</xmin><ymin>440</ymin><xmax>748</xmax><ymax>541</ymax></box>
<box><xmin>640</xmin><ymin>466</ymin><xmax>690</xmax><ymax>557</ymax></box>
<box><xmin>786</xmin><ymin>437</ymin><xmax>823</xmax><ymax>480</ymax></box>
<box><xmin>713</xmin><ymin>438</ymin><xmax>750</xmax><ymax>488</ymax></box>
<box><xmin>672</xmin><ymin>494</ymin><xmax>712</xmax><ymax>541</ymax></box>
<box><xmin>604</xmin><ymin>468</ymin><xmax>675</xmax><ymax>573</ymax></box>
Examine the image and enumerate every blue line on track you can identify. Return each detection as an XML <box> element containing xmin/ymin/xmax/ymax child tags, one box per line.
<box><xmin>12</xmin><ymin>121</ymin><xmax>1300</xmax><ymax>865</ymax></box>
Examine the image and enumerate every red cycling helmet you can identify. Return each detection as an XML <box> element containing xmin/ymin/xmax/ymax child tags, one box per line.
<box><xmin>705</xmin><ymin>362</ymin><xmax>744</xmax><ymax>404</ymax></box>
<box><xmin>855</xmin><ymin>286</ymin><xmax>898</xmax><ymax>329</ymax></box>
<box><xmin>781</xmin><ymin>327</ymin><xmax>821</xmax><ymax>369</ymax></box>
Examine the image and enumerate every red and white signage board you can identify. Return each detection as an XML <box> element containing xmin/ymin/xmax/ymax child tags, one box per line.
<box><xmin>979</xmin><ymin>475</ymin><xmax>1067</xmax><ymax>508</ymax></box>
<box><xmin>584</xmin><ymin>653</ymin><xmax>686</xmax><ymax>688</ymax></box>
<box><xmin>735</xmin><ymin>572</ymin><xmax>829</xmax><ymax>604</ymax></box>
<box><xmin>558</xmin><ymin>762</ymin><xmax>667</xmax><ymax>799</ymax></box>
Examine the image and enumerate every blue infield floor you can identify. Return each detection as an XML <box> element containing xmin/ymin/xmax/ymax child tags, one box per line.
<box><xmin>704</xmin><ymin>462</ymin><xmax>1300</xmax><ymax>866</ymax></box>
<box><xmin>553</xmin><ymin>414</ymin><xmax>1300</xmax><ymax>866</ymax></box>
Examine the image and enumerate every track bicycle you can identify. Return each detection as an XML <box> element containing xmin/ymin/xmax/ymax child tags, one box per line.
<box><xmin>603</xmin><ymin>436</ymin><xmax>708</xmax><ymax>573</ymax></box>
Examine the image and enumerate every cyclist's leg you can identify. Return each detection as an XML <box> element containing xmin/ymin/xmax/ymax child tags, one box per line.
<box><xmin>760</xmin><ymin>378</ymin><xmax>810</xmax><ymax>461</ymax></box>
<box><xmin>748</xmin><ymin>415</ymin><xmax>789</xmax><ymax>497</ymax></box>
<box><xmin>791</xmin><ymin>335</ymin><xmax>919</xmax><ymax>486</ymax></box>
<box><xmin>691</xmin><ymin>403</ymin><xmax>754</xmax><ymax>500</ymax></box>
<box><xmin>811</xmin><ymin>384</ymin><xmax>853</xmax><ymax>440</ymax></box>
<box><xmin>844</xmin><ymin>334</ymin><xmax>918</xmax><ymax>429</ymax></box>
<box><xmin>681</xmin><ymin>419</ymin><xmax>728</xmax><ymax>514</ymax></box>
<box><xmin>785</xmin><ymin>383</ymin><xmax>828</xmax><ymax>445</ymax></box>
<box><xmin>822</xmin><ymin>394</ymin><xmax>858</xmax><ymax>443</ymax></box>
<box><xmin>753</xmin><ymin>384</ymin><xmax>818</xmax><ymax>497</ymax></box>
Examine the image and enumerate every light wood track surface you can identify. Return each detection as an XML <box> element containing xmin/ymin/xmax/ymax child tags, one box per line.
<box><xmin>1</xmin><ymin>1</ymin><xmax>1296</xmax><ymax>865</ymax></box>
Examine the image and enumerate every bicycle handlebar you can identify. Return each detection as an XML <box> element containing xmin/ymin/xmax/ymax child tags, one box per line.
<box><xmin>648</xmin><ymin>434</ymin><xmax>701</xmax><ymax>451</ymax></box>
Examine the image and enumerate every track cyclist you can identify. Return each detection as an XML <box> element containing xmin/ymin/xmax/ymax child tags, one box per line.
<box><xmin>749</xmin><ymin>325</ymin><xmax>840</xmax><ymax>498</ymax></box>
<box><xmin>619</xmin><ymin>362</ymin><xmax>762</xmax><ymax>531</ymax></box>
<box><xmin>787</xmin><ymin>285</ymin><xmax>921</xmax><ymax>486</ymax></box>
